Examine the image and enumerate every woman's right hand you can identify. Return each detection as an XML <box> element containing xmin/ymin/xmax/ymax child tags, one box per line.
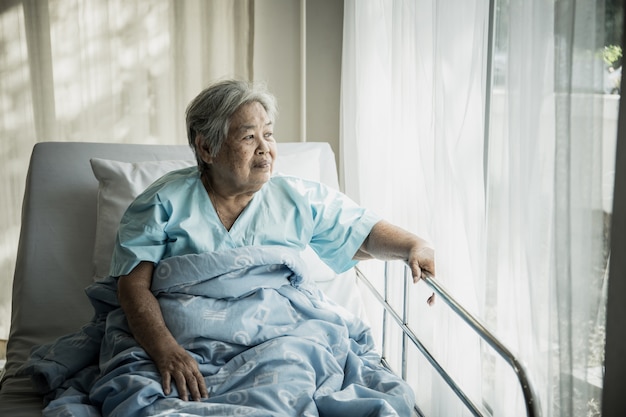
<box><xmin>153</xmin><ymin>341</ymin><xmax>208</xmax><ymax>401</ymax></box>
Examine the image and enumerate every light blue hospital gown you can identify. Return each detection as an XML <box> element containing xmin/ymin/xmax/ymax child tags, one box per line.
<box><xmin>110</xmin><ymin>166</ymin><xmax>381</xmax><ymax>277</ymax></box>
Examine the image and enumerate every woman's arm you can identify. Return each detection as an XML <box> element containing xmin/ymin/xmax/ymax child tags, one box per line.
<box><xmin>117</xmin><ymin>261</ymin><xmax>208</xmax><ymax>401</ymax></box>
<box><xmin>355</xmin><ymin>220</ymin><xmax>436</xmax><ymax>304</ymax></box>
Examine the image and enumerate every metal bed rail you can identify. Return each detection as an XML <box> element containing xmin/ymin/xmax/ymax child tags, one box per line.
<box><xmin>355</xmin><ymin>263</ymin><xmax>542</xmax><ymax>417</ymax></box>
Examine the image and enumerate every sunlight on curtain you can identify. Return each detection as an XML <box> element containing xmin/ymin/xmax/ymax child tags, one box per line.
<box><xmin>342</xmin><ymin>0</ymin><xmax>619</xmax><ymax>416</ymax></box>
<box><xmin>0</xmin><ymin>0</ymin><xmax>253</xmax><ymax>340</ymax></box>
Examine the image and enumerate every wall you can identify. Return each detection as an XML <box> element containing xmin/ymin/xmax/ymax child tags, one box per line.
<box><xmin>253</xmin><ymin>0</ymin><xmax>343</xmax><ymax>168</ymax></box>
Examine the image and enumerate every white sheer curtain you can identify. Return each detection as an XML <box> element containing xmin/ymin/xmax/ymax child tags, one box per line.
<box><xmin>0</xmin><ymin>0</ymin><xmax>253</xmax><ymax>339</ymax></box>
<box><xmin>342</xmin><ymin>0</ymin><xmax>616</xmax><ymax>416</ymax></box>
<box><xmin>485</xmin><ymin>1</ymin><xmax>614</xmax><ymax>416</ymax></box>
<box><xmin>342</xmin><ymin>1</ymin><xmax>487</xmax><ymax>415</ymax></box>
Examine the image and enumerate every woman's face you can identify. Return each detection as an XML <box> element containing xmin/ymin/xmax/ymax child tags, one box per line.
<box><xmin>206</xmin><ymin>101</ymin><xmax>277</xmax><ymax>195</ymax></box>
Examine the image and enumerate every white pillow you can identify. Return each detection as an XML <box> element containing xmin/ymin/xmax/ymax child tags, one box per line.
<box><xmin>272</xmin><ymin>147</ymin><xmax>321</xmax><ymax>183</ymax></box>
<box><xmin>89</xmin><ymin>148</ymin><xmax>336</xmax><ymax>282</ymax></box>
<box><xmin>90</xmin><ymin>158</ymin><xmax>196</xmax><ymax>280</ymax></box>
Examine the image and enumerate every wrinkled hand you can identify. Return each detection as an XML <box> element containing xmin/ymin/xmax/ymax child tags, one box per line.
<box><xmin>154</xmin><ymin>343</ymin><xmax>208</xmax><ymax>401</ymax></box>
<box><xmin>407</xmin><ymin>245</ymin><xmax>436</xmax><ymax>306</ymax></box>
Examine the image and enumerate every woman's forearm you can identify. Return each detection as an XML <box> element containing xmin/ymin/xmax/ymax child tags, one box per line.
<box><xmin>117</xmin><ymin>262</ymin><xmax>179</xmax><ymax>357</ymax></box>
<box><xmin>355</xmin><ymin>220</ymin><xmax>430</xmax><ymax>260</ymax></box>
<box><xmin>355</xmin><ymin>220</ymin><xmax>436</xmax><ymax>283</ymax></box>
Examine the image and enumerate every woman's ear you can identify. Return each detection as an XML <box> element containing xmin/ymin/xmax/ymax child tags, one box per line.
<box><xmin>195</xmin><ymin>135</ymin><xmax>212</xmax><ymax>165</ymax></box>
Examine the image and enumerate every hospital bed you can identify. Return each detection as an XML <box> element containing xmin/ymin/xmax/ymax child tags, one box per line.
<box><xmin>0</xmin><ymin>141</ymin><xmax>539</xmax><ymax>416</ymax></box>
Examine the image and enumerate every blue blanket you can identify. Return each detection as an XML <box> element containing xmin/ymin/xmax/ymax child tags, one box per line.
<box><xmin>20</xmin><ymin>246</ymin><xmax>415</xmax><ymax>416</ymax></box>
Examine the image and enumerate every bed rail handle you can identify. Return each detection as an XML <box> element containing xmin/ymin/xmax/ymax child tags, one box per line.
<box><xmin>355</xmin><ymin>265</ymin><xmax>542</xmax><ymax>417</ymax></box>
<box><xmin>422</xmin><ymin>272</ymin><xmax>541</xmax><ymax>417</ymax></box>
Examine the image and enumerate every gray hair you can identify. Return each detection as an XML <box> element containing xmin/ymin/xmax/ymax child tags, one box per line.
<box><xmin>185</xmin><ymin>79</ymin><xmax>278</xmax><ymax>170</ymax></box>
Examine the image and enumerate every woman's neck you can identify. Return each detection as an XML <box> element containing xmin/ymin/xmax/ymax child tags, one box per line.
<box><xmin>201</xmin><ymin>174</ymin><xmax>253</xmax><ymax>231</ymax></box>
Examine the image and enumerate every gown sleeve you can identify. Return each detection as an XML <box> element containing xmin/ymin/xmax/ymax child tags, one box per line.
<box><xmin>305</xmin><ymin>181</ymin><xmax>381</xmax><ymax>273</ymax></box>
<box><xmin>108</xmin><ymin>189</ymin><xmax>170</xmax><ymax>277</ymax></box>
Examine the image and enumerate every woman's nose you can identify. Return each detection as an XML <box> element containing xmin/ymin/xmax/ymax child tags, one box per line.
<box><xmin>256</xmin><ymin>139</ymin><xmax>270</xmax><ymax>154</ymax></box>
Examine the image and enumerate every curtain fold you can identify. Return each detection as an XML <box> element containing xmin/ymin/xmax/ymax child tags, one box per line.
<box><xmin>0</xmin><ymin>0</ymin><xmax>253</xmax><ymax>339</ymax></box>
<box><xmin>342</xmin><ymin>0</ymin><xmax>616</xmax><ymax>416</ymax></box>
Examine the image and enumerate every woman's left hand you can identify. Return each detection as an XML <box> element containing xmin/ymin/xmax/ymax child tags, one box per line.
<box><xmin>407</xmin><ymin>245</ymin><xmax>436</xmax><ymax>306</ymax></box>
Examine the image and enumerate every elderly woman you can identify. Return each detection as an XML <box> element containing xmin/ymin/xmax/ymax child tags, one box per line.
<box><xmin>112</xmin><ymin>79</ymin><xmax>435</xmax><ymax>409</ymax></box>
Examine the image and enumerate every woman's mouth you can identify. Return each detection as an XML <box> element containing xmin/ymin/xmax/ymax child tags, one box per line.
<box><xmin>254</xmin><ymin>159</ymin><xmax>272</xmax><ymax>169</ymax></box>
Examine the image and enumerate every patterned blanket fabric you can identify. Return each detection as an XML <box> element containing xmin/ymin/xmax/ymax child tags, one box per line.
<box><xmin>23</xmin><ymin>245</ymin><xmax>415</xmax><ymax>417</ymax></box>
